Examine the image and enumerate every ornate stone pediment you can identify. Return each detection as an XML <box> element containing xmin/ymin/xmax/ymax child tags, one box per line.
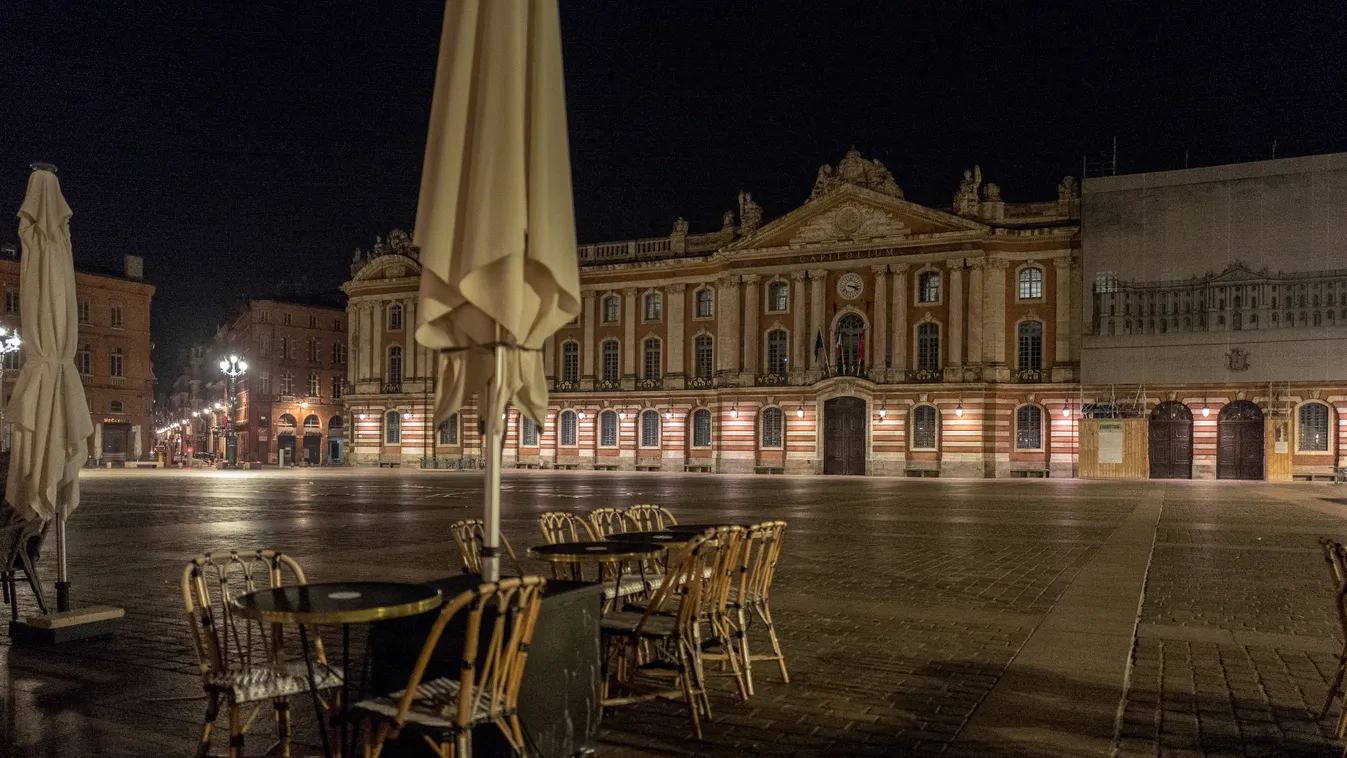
<box><xmin>729</xmin><ymin>184</ymin><xmax>985</xmax><ymax>251</ymax></box>
<box><xmin>350</xmin><ymin>229</ymin><xmax>421</xmax><ymax>279</ymax></box>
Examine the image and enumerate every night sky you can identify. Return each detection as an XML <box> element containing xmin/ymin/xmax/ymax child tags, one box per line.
<box><xmin>2</xmin><ymin>1</ymin><xmax>1344</xmax><ymax>388</ymax></box>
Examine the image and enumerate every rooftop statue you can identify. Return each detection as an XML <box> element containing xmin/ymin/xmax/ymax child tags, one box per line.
<box><xmin>809</xmin><ymin>149</ymin><xmax>904</xmax><ymax>201</ymax></box>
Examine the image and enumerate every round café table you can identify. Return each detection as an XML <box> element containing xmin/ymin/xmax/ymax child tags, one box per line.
<box><xmin>665</xmin><ymin>522</ymin><xmax>750</xmax><ymax>533</ymax></box>
<box><xmin>528</xmin><ymin>541</ymin><xmax>664</xmax><ymax>606</ymax></box>
<box><xmin>233</xmin><ymin>581</ymin><xmax>442</xmax><ymax>758</ymax></box>
<box><xmin>606</xmin><ymin>530</ymin><xmax>699</xmax><ymax>550</ymax></box>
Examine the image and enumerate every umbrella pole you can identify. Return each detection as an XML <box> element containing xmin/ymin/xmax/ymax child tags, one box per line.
<box><xmin>481</xmin><ymin>342</ymin><xmax>504</xmax><ymax>582</ymax></box>
<box><xmin>55</xmin><ymin>502</ymin><xmax>69</xmax><ymax>611</ymax></box>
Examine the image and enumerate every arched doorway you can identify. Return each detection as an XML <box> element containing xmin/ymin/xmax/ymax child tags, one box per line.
<box><xmin>327</xmin><ymin>416</ymin><xmax>344</xmax><ymax>464</ymax></box>
<box><xmin>834</xmin><ymin>314</ymin><xmax>865</xmax><ymax>377</ymax></box>
<box><xmin>823</xmin><ymin>396</ymin><xmax>866</xmax><ymax>475</ymax></box>
<box><xmin>1148</xmin><ymin>401</ymin><xmax>1193</xmax><ymax>479</ymax></box>
<box><xmin>1218</xmin><ymin>400</ymin><xmax>1264</xmax><ymax>480</ymax></box>
<box><xmin>276</xmin><ymin>413</ymin><xmax>298</xmax><ymax>466</ymax></box>
<box><xmin>302</xmin><ymin>414</ymin><xmax>321</xmax><ymax>464</ymax></box>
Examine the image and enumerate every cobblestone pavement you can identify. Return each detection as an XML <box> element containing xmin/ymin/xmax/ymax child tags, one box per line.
<box><xmin>2</xmin><ymin>470</ymin><xmax>1345</xmax><ymax>756</ymax></box>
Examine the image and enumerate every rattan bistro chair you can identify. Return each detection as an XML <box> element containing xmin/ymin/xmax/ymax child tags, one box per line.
<box><xmin>725</xmin><ymin>521</ymin><xmax>790</xmax><ymax>695</ymax></box>
<box><xmin>588</xmin><ymin>507</ymin><xmax>639</xmax><ymax>538</ymax></box>
<box><xmin>601</xmin><ymin>531</ymin><xmax>717</xmax><ymax>739</ymax></box>
<box><xmin>1319</xmin><ymin>538</ymin><xmax>1347</xmax><ymax>749</ymax></box>
<box><xmin>182</xmin><ymin>550</ymin><xmax>343</xmax><ymax>758</ymax></box>
<box><xmin>627</xmin><ymin>504</ymin><xmax>678</xmax><ymax>531</ymax></box>
<box><xmin>353</xmin><ymin>577</ymin><xmax>546</xmax><ymax>758</ymax></box>
<box><xmin>450</xmin><ymin>519</ymin><xmax>525</xmax><ymax>577</ymax></box>
<box><xmin>538</xmin><ymin>511</ymin><xmax>597</xmax><ymax>545</ymax></box>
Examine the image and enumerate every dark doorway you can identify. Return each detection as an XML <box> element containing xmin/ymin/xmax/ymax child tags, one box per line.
<box><xmin>823</xmin><ymin>396</ymin><xmax>866</xmax><ymax>475</ymax></box>
<box><xmin>1217</xmin><ymin>400</ymin><xmax>1264</xmax><ymax>480</ymax></box>
<box><xmin>303</xmin><ymin>434</ymin><xmax>321</xmax><ymax>464</ymax></box>
<box><xmin>102</xmin><ymin>422</ymin><xmax>130</xmax><ymax>462</ymax></box>
<box><xmin>1148</xmin><ymin>401</ymin><xmax>1193</xmax><ymax>479</ymax></box>
<box><xmin>278</xmin><ymin>434</ymin><xmax>297</xmax><ymax>466</ymax></box>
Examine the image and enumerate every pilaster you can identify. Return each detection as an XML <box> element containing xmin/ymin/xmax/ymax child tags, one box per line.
<box><xmin>716</xmin><ymin>275</ymin><xmax>741</xmax><ymax>376</ymax></box>
<box><xmin>791</xmin><ymin>271</ymin><xmax>807</xmax><ymax>380</ymax></box>
<box><xmin>967</xmin><ymin>258</ymin><xmax>985</xmax><ymax>379</ymax></box>
<box><xmin>889</xmin><ymin>264</ymin><xmax>908</xmax><ymax>379</ymax></box>
<box><xmin>667</xmin><ymin>283</ymin><xmax>686</xmax><ymax>387</ymax></box>
<box><xmin>983</xmin><ymin>257</ymin><xmax>1008</xmax><ymax>381</ymax></box>
<box><xmin>741</xmin><ymin>274</ymin><xmax>761</xmax><ymax>378</ymax></box>
<box><xmin>946</xmin><ymin>259</ymin><xmax>964</xmax><ymax>378</ymax></box>
<box><xmin>870</xmin><ymin>264</ymin><xmax>888</xmax><ymax>382</ymax></box>
<box><xmin>807</xmin><ymin>269</ymin><xmax>827</xmax><ymax>370</ymax></box>
<box><xmin>622</xmin><ymin>287</ymin><xmax>637</xmax><ymax>378</ymax></box>
<box><xmin>1053</xmin><ymin>255</ymin><xmax>1074</xmax><ymax>382</ymax></box>
<box><xmin>582</xmin><ymin>292</ymin><xmax>596</xmax><ymax>388</ymax></box>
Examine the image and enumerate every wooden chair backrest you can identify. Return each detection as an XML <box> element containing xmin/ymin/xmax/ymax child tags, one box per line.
<box><xmin>588</xmin><ymin>508</ymin><xmax>638</xmax><ymax>538</ymax></box>
<box><xmin>538</xmin><ymin>512</ymin><xmax>596</xmax><ymax>544</ymax></box>
<box><xmin>1323</xmin><ymin>538</ymin><xmax>1347</xmax><ymax>587</ymax></box>
<box><xmin>703</xmin><ymin>526</ymin><xmax>747</xmax><ymax>618</ymax></box>
<box><xmin>389</xmin><ymin>577</ymin><xmax>546</xmax><ymax>734</ymax></box>
<box><xmin>736</xmin><ymin>521</ymin><xmax>787</xmax><ymax>607</ymax></box>
<box><xmin>450</xmin><ymin>519</ymin><xmax>524</xmax><ymax>576</ymax></box>
<box><xmin>627</xmin><ymin>504</ymin><xmax>677</xmax><ymax>531</ymax></box>
<box><xmin>629</xmin><ymin>530</ymin><xmax>716</xmax><ymax>637</ymax></box>
<box><xmin>181</xmin><ymin>549</ymin><xmax>317</xmax><ymax>685</ymax></box>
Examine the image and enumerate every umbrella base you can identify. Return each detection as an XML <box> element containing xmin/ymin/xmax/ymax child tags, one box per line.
<box><xmin>10</xmin><ymin>604</ymin><xmax>124</xmax><ymax>645</ymax></box>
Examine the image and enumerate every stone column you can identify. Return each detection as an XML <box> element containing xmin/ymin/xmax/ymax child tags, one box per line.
<box><xmin>542</xmin><ymin>335</ymin><xmax>555</xmax><ymax>378</ymax></box>
<box><xmin>1053</xmin><ymin>256</ymin><xmax>1071</xmax><ymax>377</ymax></box>
<box><xmin>742</xmin><ymin>274</ymin><xmax>761</xmax><ymax>376</ymax></box>
<box><xmin>967</xmin><ymin>259</ymin><xmax>985</xmax><ymax>376</ymax></box>
<box><xmin>807</xmin><ymin>269</ymin><xmax>827</xmax><ymax>369</ymax></box>
<box><xmin>371</xmin><ymin>301</ymin><xmax>384</xmax><ymax>382</ymax></box>
<box><xmin>869</xmin><ymin>265</ymin><xmax>888</xmax><ymax>380</ymax></box>
<box><xmin>983</xmin><ymin>258</ymin><xmax>1008</xmax><ymax>378</ymax></box>
<box><xmin>716</xmin><ymin>275</ymin><xmax>741</xmax><ymax>374</ymax></box>
<box><xmin>946</xmin><ymin>260</ymin><xmax>964</xmax><ymax>374</ymax></box>
<box><xmin>622</xmin><ymin>287</ymin><xmax>637</xmax><ymax>378</ymax></box>
<box><xmin>890</xmin><ymin>264</ymin><xmax>908</xmax><ymax>377</ymax></box>
<box><xmin>791</xmin><ymin>272</ymin><xmax>807</xmax><ymax>374</ymax></box>
<box><xmin>582</xmin><ymin>292</ymin><xmax>596</xmax><ymax>383</ymax></box>
<box><xmin>347</xmin><ymin>304</ymin><xmax>358</xmax><ymax>385</ymax></box>
<box><xmin>404</xmin><ymin>298</ymin><xmax>418</xmax><ymax>381</ymax></box>
<box><xmin>667</xmin><ymin>283</ymin><xmax>686</xmax><ymax>385</ymax></box>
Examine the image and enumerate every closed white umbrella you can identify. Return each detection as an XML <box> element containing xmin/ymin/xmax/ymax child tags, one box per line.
<box><xmin>6</xmin><ymin>166</ymin><xmax>94</xmax><ymax>611</ymax></box>
<box><xmin>415</xmin><ymin>0</ymin><xmax>581</xmax><ymax>581</ymax></box>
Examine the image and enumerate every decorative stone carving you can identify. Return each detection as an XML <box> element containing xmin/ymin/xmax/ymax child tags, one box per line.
<box><xmin>738</xmin><ymin>191</ymin><xmax>762</xmax><ymax>234</ymax></box>
<box><xmin>350</xmin><ymin>228</ymin><xmax>421</xmax><ymax>278</ymax></box>
<box><xmin>1058</xmin><ymin>176</ymin><xmax>1079</xmax><ymax>203</ymax></box>
<box><xmin>791</xmin><ymin>204</ymin><xmax>909</xmax><ymax>246</ymax></box>
<box><xmin>984</xmin><ymin>182</ymin><xmax>1001</xmax><ymax>202</ymax></box>
<box><xmin>808</xmin><ymin>148</ymin><xmax>904</xmax><ymax>201</ymax></box>
<box><xmin>1226</xmin><ymin>347</ymin><xmax>1250</xmax><ymax>372</ymax></box>
<box><xmin>721</xmin><ymin>211</ymin><xmax>736</xmax><ymax>232</ymax></box>
<box><xmin>954</xmin><ymin>166</ymin><xmax>982</xmax><ymax>216</ymax></box>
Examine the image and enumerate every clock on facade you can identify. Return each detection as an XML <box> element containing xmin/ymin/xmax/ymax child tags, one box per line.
<box><xmin>836</xmin><ymin>272</ymin><xmax>863</xmax><ymax>300</ymax></box>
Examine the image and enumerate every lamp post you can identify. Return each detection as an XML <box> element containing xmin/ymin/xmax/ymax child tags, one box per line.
<box><xmin>219</xmin><ymin>355</ymin><xmax>248</xmax><ymax>468</ymax></box>
<box><xmin>0</xmin><ymin>327</ymin><xmax>20</xmax><ymax>453</ymax></box>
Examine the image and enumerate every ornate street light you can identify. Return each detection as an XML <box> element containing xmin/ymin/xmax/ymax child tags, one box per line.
<box><xmin>219</xmin><ymin>355</ymin><xmax>248</xmax><ymax>468</ymax></box>
<box><xmin>0</xmin><ymin>327</ymin><xmax>20</xmax><ymax>453</ymax></box>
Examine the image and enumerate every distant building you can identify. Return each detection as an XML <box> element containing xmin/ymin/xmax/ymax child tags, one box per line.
<box><xmin>343</xmin><ymin>151</ymin><xmax>1083</xmax><ymax>475</ymax></box>
<box><xmin>1080</xmin><ymin>152</ymin><xmax>1347</xmax><ymax>480</ymax></box>
<box><xmin>215</xmin><ymin>296</ymin><xmax>348</xmax><ymax>465</ymax></box>
<box><xmin>0</xmin><ymin>248</ymin><xmax>155</xmax><ymax>462</ymax></box>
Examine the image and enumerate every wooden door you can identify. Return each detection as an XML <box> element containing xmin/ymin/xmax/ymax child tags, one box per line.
<box><xmin>1148</xmin><ymin>402</ymin><xmax>1193</xmax><ymax>479</ymax></box>
<box><xmin>824</xmin><ymin>397</ymin><xmax>866</xmax><ymax>475</ymax></box>
<box><xmin>1217</xmin><ymin>401</ymin><xmax>1264</xmax><ymax>480</ymax></box>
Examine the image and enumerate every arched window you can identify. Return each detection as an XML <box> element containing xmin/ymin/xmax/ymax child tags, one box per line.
<box><xmin>911</xmin><ymin>405</ymin><xmax>938</xmax><ymax>450</ymax></box>
<box><xmin>695</xmin><ymin>288</ymin><xmax>714</xmax><ymax>318</ymax></box>
<box><xmin>561</xmin><ymin>341</ymin><xmax>579</xmax><ymax>383</ymax></box>
<box><xmin>766</xmin><ymin>329</ymin><xmax>788</xmax><ymax>374</ymax></box>
<box><xmin>387</xmin><ymin>303</ymin><xmax>403</xmax><ymax>330</ymax></box>
<box><xmin>599</xmin><ymin>410</ymin><xmax>618</xmax><ymax>447</ymax></box>
<box><xmin>438</xmin><ymin>414</ymin><xmax>458</xmax><ymax>445</ymax></box>
<box><xmin>835</xmin><ymin>314</ymin><xmax>864</xmax><ymax>372</ymax></box>
<box><xmin>559</xmin><ymin>410</ymin><xmax>578</xmax><ymax>446</ymax></box>
<box><xmin>1015</xmin><ymin>405</ymin><xmax>1043</xmax><ymax>450</ymax></box>
<box><xmin>918</xmin><ymin>270</ymin><xmax>941</xmax><ymax>303</ymax></box>
<box><xmin>693</xmin><ymin>334</ymin><xmax>714</xmax><ymax>380</ymax></box>
<box><xmin>692</xmin><ymin>409</ymin><xmax>712</xmax><ymax>448</ymax></box>
<box><xmin>916</xmin><ymin>323</ymin><xmax>940</xmax><ymax>372</ymax></box>
<box><xmin>385</xmin><ymin>411</ymin><xmax>401</xmax><ymax>444</ymax></box>
<box><xmin>640</xmin><ymin>409</ymin><xmax>660</xmax><ymax>447</ymax></box>
<box><xmin>387</xmin><ymin>346</ymin><xmax>403</xmax><ymax>385</ymax></box>
<box><xmin>761</xmin><ymin>407</ymin><xmax>783</xmax><ymax>448</ymax></box>
<box><xmin>602</xmin><ymin>294</ymin><xmax>620</xmax><ymax>324</ymax></box>
<box><xmin>1298</xmin><ymin>402</ymin><xmax>1330</xmax><ymax>452</ymax></box>
<box><xmin>110</xmin><ymin>400</ymin><xmax>124</xmax><ymax>414</ymax></box>
<box><xmin>642</xmin><ymin>337</ymin><xmax>662</xmax><ymax>379</ymax></box>
<box><xmin>521</xmin><ymin>416</ymin><xmax>539</xmax><ymax>446</ymax></box>
<box><xmin>601</xmin><ymin>340</ymin><xmax>619</xmax><ymax>381</ymax></box>
<box><xmin>767</xmin><ymin>281</ymin><xmax>789</xmax><ymax>312</ymax></box>
<box><xmin>1017</xmin><ymin>321</ymin><xmax>1043</xmax><ymax>372</ymax></box>
<box><xmin>1018</xmin><ymin>267</ymin><xmax>1044</xmax><ymax>299</ymax></box>
<box><xmin>643</xmin><ymin>292</ymin><xmax>662</xmax><ymax>321</ymax></box>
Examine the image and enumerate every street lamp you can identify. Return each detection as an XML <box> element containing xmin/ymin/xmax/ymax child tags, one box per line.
<box><xmin>0</xmin><ymin>327</ymin><xmax>20</xmax><ymax>453</ymax></box>
<box><xmin>219</xmin><ymin>355</ymin><xmax>247</xmax><ymax>468</ymax></box>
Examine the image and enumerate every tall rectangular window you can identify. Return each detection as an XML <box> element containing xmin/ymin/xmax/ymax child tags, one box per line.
<box><xmin>439</xmin><ymin>414</ymin><xmax>459</xmax><ymax>445</ymax></box>
<box><xmin>283</xmin><ymin>312</ymin><xmax>292</xmax><ymax>325</ymax></box>
<box><xmin>640</xmin><ymin>409</ymin><xmax>660</xmax><ymax>447</ymax></box>
<box><xmin>387</xmin><ymin>346</ymin><xmax>403</xmax><ymax>385</ymax></box>
<box><xmin>642</xmin><ymin>338</ymin><xmax>661</xmax><ymax>379</ymax></box>
<box><xmin>308</xmin><ymin>338</ymin><xmax>319</xmax><ymax>362</ymax></box>
<box><xmin>307</xmin><ymin>374</ymin><xmax>319</xmax><ymax>396</ymax></box>
<box><xmin>695</xmin><ymin>289</ymin><xmax>713</xmax><ymax>318</ymax></box>
<box><xmin>279</xmin><ymin>337</ymin><xmax>287</xmax><ymax>359</ymax></box>
<box><xmin>761</xmin><ymin>407</ymin><xmax>783</xmax><ymax>448</ymax></box>
<box><xmin>599</xmin><ymin>411</ymin><xmax>618</xmax><ymax>447</ymax></box>
<box><xmin>694</xmin><ymin>335</ymin><xmax>713</xmax><ymax>380</ymax></box>
<box><xmin>3</xmin><ymin>349</ymin><xmax>19</xmax><ymax>371</ymax></box>
<box><xmin>259</xmin><ymin>372</ymin><xmax>271</xmax><ymax>395</ymax></box>
<box><xmin>331</xmin><ymin>375</ymin><xmax>343</xmax><ymax>399</ymax></box>
<box><xmin>559</xmin><ymin>411</ymin><xmax>577</xmax><ymax>446</ymax></box>
<box><xmin>767</xmin><ymin>281</ymin><xmax>788</xmax><ymax>312</ymax></box>
<box><xmin>77</xmin><ymin>299</ymin><xmax>90</xmax><ymax>324</ymax></box>
<box><xmin>1015</xmin><ymin>405</ymin><xmax>1043</xmax><ymax>449</ymax></box>
<box><xmin>561</xmin><ymin>342</ymin><xmax>579</xmax><ymax>383</ymax></box>
<box><xmin>918</xmin><ymin>271</ymin><xmax>941</xmax><ymax>303</ymax></box>
<box><xmin>643</xmin><ymin>293</ymin><xmax>662</xmax><ymax>321</ymax></box>
<box><xmin>911</xmin><ymin>405</ymin><xmax>937</xmax><ymax>449</ymax></box>
<box><xmin>4</xmin><ymin>291</ymin><xmax>18</xmax><ymax>315</ymax></box>
<box><xmin>521</xmin><ymin>416</ymin><xmax>539</xmax><ymax>446</ymax></box>
<box><xmin>76</xmin><ymin>345</ymin><xmax>91</xmax><ymax>375</ymax></box>
<box><xmin>601</xmin><ymin>341</ymin><xmax>619</xmax><ymax>381</ymax></box>
<box><xmin>766</xmin><ymin>330</ymin><xmax>788</xmax><ymax>374</ymax></box>
<box><xmin>110</xmin><ymin>304</ymin><xmax>124</xmax><ymax>327</ymax></box>
<box><xmin>1017</xmin><ymin>321</ymin><xmax>1043</xmax><ymax>372</ymax></box>
<box><xmin>1299</xmin><ymin>403</ymin><xmax>1330</xmax><ymax>452</ymax></box>
<box><xmin>692</xmin><ymin>409</ymin><xmax>711</xmax><ymax>447</ymax></box>
<box><xmin>308</xmin><ymin>316</ymin><xmax>317</xmax><ymax>328</ymax></box>
<box><xmin>602</xmin><ymin>295</ymin><xmax>620</xmax><ymax>323</ymax></box>
<box><xmin>110</xmin><ymin>348</ymin><xmax>124</xmax><ymax>377</ymax></box>
<box><xmin>916</xmin><ymin>323</ymin><xmax>940</xmax><ymax>372</ymax></box>
<box><xmin>260</xmin><ymin>335</ymin><xmax>270</xmax><ymax>357</ymax></box>
<box><xmin>280</xmin><ymin>372</ymin><xmax>294</xmax><ymax>395</ymax></box>
<box><xmin>332</xmin><ymin>343</ymin><xmax>346</xmax><ymax>364</ymax></box>
<box><xmin>1018</xmin><ymin>267</ymin><xmax>1044</xmax><ymax>300</ymax></box>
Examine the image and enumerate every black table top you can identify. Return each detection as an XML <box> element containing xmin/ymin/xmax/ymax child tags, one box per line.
<box><xmin>665</xmin><ymin>522</ymin><xmax>750</xmax><ymax>533</ymax></box>
<box><xmin>233</xmin><ymin>581</ymin><xmax>443</xmax><ymax>625</ymax></box>
<box><xmin>528</xmin><ymin>540</ymin><xmax>665</xmax><ymax>562</ymax></box>
<box><xmin>606</xmin><ymin>530</ymin><xmax>697</xmax><ymax>547</ymax></box>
